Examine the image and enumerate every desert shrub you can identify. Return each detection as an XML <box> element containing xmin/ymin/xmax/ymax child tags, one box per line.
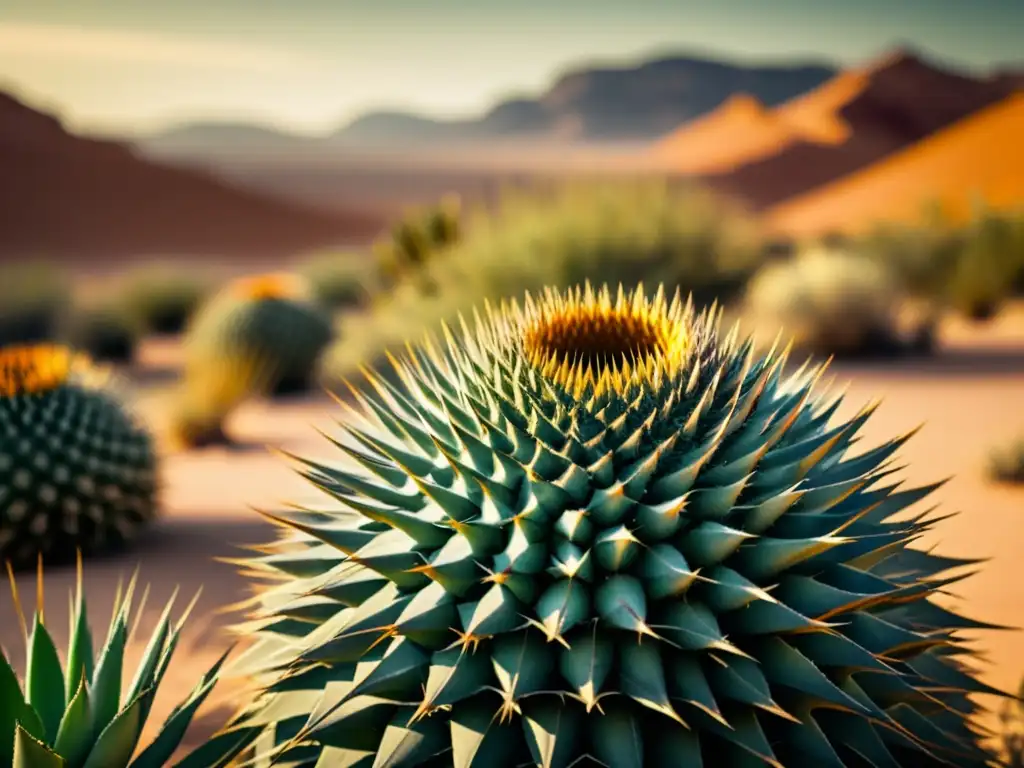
<box><xmin>374</xmin><ymin>193</ymin><xmax>463</xmax><ymax>294</ymax></box>
<box><xmin>62</xmin><ymin>295</ymin><xmax>144</xmax><ymax>363</ymax></box>
<box><xmin>324</xmin><ymin>178</ymin><xmax>762</xmax><ymax>382</ymax></box>
<box><xmin>295</xmin><ymin>250</ymin><xmax>377</xmax><ymax>309</ymax></box>
<box><xmin>946</xmin><ymin>208</ymin><xmax>1024</xmax><ymax>321</ymax></box>
<box><xmin>986</xmin><ymin>435</ymin><xmax>1024</xmax><ymax>485</ymax></box>
<box><xmin>2</xmin><ymin>560</ymin><xmax>226</xmax><ymax>767</ymax></box>
<box><xmin>183</xmin><ymin>272</ymin><xmax>333</xmax><ymax>399</ymax></box>
<box><xmin>745</xmin><ymin>245</ymin><xmax>906</xmax><ymax>358</ymax></box>
<box><xmin>0</xmin><ymin>345</ymin><xmax>158</xmax><ymax>571</ymax></box>
<box><xmin>118</xmin><ymin>266</ymin><xmax>212</xmax><ymax>335</ymax></box>
<box><xmin>0</xmin><ymin>263</ymin><xmax>71</xmax><ymax>346</ymax></box>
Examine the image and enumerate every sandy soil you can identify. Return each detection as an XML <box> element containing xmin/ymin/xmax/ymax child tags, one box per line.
<box><xmin>2</xmin><ymin>307</ymin><xmax>1024</xmax><ymax>759</ymax></box>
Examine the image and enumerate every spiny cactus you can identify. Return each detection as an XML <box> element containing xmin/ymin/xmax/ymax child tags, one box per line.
<box><xmin>202</xmin><ymin>283</ymin><xmax>1007</xmax><ymax>767</ymax></box>
<box><xmin>183</xmin><ymin>273</ymin><xmax>333</xmax><ymax>398</ymax></box>
<box><xmin>0</xmin><ymin>345</ymin><xmax>158</xmax><ymax>572</ymax></box>
<box><xmin>2</xmin><ymin>556</ymin><xmax>228</xmax><ymax>767</ymax></box>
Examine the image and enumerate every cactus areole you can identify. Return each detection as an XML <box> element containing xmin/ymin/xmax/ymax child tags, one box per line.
<box><xmin>0</xmin><ymin>345</ymin><xmax>158</xmax><ymax>571</ymax></box>
<box><xmin>211</xmin><ymin>284</ymin><xmax>1007</xmax><ymax>768</ymax></box>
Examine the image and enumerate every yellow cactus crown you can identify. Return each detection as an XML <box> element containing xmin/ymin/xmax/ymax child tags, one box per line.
<box><xmin>229</xmin><ymin>272</ymin><xmax>309</xmax><ymax>301</ymax></box>
<box><xmin>0</xmin><ymin>344</ymin><xmax>94</xmax><ymax>397</ymax></box>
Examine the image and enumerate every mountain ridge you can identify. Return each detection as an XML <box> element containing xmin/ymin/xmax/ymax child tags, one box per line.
<box><xmin>0</xmin><ymin>91</ymin><xmax>383</xmax><ymax>259</ymax></box>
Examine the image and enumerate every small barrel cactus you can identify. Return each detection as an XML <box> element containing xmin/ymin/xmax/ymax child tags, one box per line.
<box><xmin>183</xmin><ymin>272</ymin><xmax>334</xmax><ymax>398</ymax></box>
<box><xmin>200</xmin><ymin>283</ymin><xmax>1008</xmax><ymax>767</ymax></box>
<box><xmin>2</xmin><ymin>556</ymin><xmax>228</xmax><ymax>767</ymax></box>
<box><xmin>0</xmin><ymin>345</ymin><xmax>159</xmax><ymax>571</ymax></box>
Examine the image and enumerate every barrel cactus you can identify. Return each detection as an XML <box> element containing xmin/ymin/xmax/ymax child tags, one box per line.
<box><xmin>203</xmin><ymin>283</ymin><xmax>1007</xmax><ymax>767</ymax></box>
<box><xmin>183</xmin><ymin>273</ymin><xmax>333</xmax><ymax>398</ymax></box>
<box><xmin>0</xmin><ymin>345</ymin><xmax>158</xmax><ymax>572</ymax></box>
<box><xmin>2</xmin><ymin>557</ymin><xmax>227</xmax><ymax>767</ymax></box>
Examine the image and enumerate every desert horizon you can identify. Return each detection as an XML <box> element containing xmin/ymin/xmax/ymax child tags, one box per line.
<box><xmin>2</xmin><ymin>4</ymin><xmax>1024</xmax><ymax>767</ymax></box>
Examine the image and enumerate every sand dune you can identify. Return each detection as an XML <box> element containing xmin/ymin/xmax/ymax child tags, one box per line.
<box><xmin>652</xmin><ymin>94</ymin><xmax>799</xmax><ymax>174</ymax></box>
<box><xmin>651</xmin><ymin>67</ymin><xmax>870</xmax><ymax>175</ymax></box>
<box><xmin>766</xmin><ymin>91</ymin><xmax>1024</xmax><ymax>237</ymax></box>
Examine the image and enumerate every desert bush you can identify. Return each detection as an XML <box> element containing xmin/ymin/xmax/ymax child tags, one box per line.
<box><xmin>2</xmin><ymin>559</ymin><xmax>226</xmax><ymax>766</ymax></box>
<box><xmin>324</xmin><ymin>178</ymin><xmax>762</xmax><ymax>382</ymax></box>
<box><xmin>295</xmin><ymin>250</ymin><xmax>377</xmax><ymax>309</ymax></box>
<box><xmin>118</xmin><ymin>266</ymin><xmax>212</xmax><ymax>335</ymax></box>
<box><xmin>946</xmin><ymin>208</ymin><xmax>1024</xmax><ymax>321</ymax></box>
<box><xmin>197</xmin><ymin>283</ymin><xmax>1007</xmax><ymax>767</ymax></box>
<box><xmin>986</xmin><ymin>435</ymin><xmax>1024</xmax><ymax>485</ymax></box>
<box><xmin>0</xmin><ymin>263</ymin><xmax>71</xmax><ymax>346</ymax></box>
<box><xmin>62</xmin><ymin>295</ymin><xmax>144</xmax><ymax>364</ymax></box>
<box><xmin>374</xmin><ymin>193</ymin><xmax>463</xmax><ymax>294</ymax></box>
<box><xmin>183</xmin><ymin>272</ymin><xmax>333</xmax><ymax>399</ymax></box>
<box><xmin>0</xmin><ymin>345</ymin><xmax>158</xmax><ymax>571</ymax></box>
<box><xmin>745</xmin><ymin>245</ymin><xmax>907</xmax><ymax>358</ymax></box>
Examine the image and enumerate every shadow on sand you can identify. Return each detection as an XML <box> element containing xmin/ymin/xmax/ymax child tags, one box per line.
<box><xmin>836</xmin><ymin>345</ymin><xmax>1024</xmax><ymax>378</ymax></box>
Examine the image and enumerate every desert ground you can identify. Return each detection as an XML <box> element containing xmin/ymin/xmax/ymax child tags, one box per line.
<box><xmin>2</xmin><ymin>299</ymin><xmax>1024</xmax><ymax>758</ymax></box>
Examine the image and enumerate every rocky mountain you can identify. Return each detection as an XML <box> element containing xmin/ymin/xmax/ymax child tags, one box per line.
<box><xmin>137</xmin><ymin>52</ymin><xmax>837</xmax><ymax>162</ymax></box>
<box><xmin>0</xmin><ymin>91</ymin><xmax>382</xmax><ymax>259</ymax></box>
<box><xmin>701</xmin><ymin>49</ymin><xmax>1022</xmax><ymax>209</ymax></box>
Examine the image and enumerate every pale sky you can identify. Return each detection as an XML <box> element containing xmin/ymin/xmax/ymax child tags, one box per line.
<box><xmin>1</xmin><ymin>0</ymin><xmax>1022</xmax><ymax>136</ymax></box>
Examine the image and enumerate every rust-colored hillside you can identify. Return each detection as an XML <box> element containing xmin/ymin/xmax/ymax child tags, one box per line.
<box><xmin>0</xmin><ymin>92</ymin><xmax>383</xmax><ymax>260</ymax></box>
<box><xmin>765</xmin><ymin>91</ymin><xmax>1024</xmax><ymax>237</ymax></box>
<box><xmin>698</xmin><ymin>51</ymin><xmax>1018</xmax><ymax>210</ymax></box>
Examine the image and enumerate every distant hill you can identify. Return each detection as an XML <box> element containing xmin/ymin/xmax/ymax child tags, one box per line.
<box><xmin>0</xmin><ymin>91</ymin><xmax>382</xmax><ymax>259</ymax></box>
<box><xmin>699</xmin><ymin>49</ymin><xmax>1020</xmax><ymax>210</ymax></box>
<box><xmin>765</xmin><ymin>91</ymin><xmax>1024</xmax><ymax>237</ymax></box>
<box><xmin>136</xmin><ymin>51</ymin><xmax>837</xmax><ymax>162</ymax></box>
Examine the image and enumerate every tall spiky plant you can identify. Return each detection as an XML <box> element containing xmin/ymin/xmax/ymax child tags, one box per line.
<box><xmin>1</xmin><ymin>555</ymin><xmax>228</xmax><ymax>767</ymax></box>
<box><xmin>196</xmin><ymin>283</ymin><xmax>1009</xmax><ymax>767</ymax></box>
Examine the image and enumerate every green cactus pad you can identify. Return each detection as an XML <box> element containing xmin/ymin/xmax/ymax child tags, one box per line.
<box><xmin>0</xmin><ymin>346</ymin><xmax>158</xmax><ymax>571</ymax></box>
<box><xmin>207</xmin><ymin>284</ymin><xmax>1008</xmax><ymax>767</ymax></box>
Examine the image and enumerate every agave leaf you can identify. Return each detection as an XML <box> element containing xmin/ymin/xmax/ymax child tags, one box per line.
<box><xmin>418</xmin><ymin>645</ymin><xmax>493</xmax><ymax>714</ymax></box>
<box><xmin>26</xmin><ymin>614</ymin><xmax>66</xmax><ymax>744</ymax></box>
<box><xmin>1</xmin><ymin>650</ymin><xmax>39</xmax><ymax>765</ymax></box>
<box><xmin>449</xmin><ymin>700</ymin><xmax>512</xmax><ymax>768</ymax></box>
<box><xmin>638</xmin><ymin>544</ymin><xmax>698</xmax><ymax>600</ymax></box>
<box><xmin>128</xmin><ymin>649</ymin><xmax>231</xmax><ymax>768</ymax></box>
<box><xmin>593</xmin><ymin>526</ymin><xmax>640</xmax><ymax>572</ymax></box>
<box><xmin>589</xmin><ymin>701</ymin><xmax>645</xmax><ymax>768</ymax></box>
<box><xmin>679</xmin><ymin>521</ymin><xmax>754</xmax><ymax>568</ymax></box>
<box><xmin>595</xmin><ymin>576</ymin><xmax>652</xmax><ymax>635</ymax></box>
<box><xmin>665</xmin><ymin>653</ymin><xmax>728</xmax><ymax>726</ymax></box>
<box><xmin>302</xmin><ymin>694</ymin><xmax>395</xmax><ymax>751</ymax></box>
<box><xmin>52</xmin><ymin>672</ymin><xmax>93</xmax><ymax>766</ymax></box>
<box><xmin>121</xmin><ymin>593</ymin><xmax>179</xmax><ymax>722</ymax></box>
<box><xmin>644</xmin><ymin>721</ymin><xmax>703</xmax><ymax>767</ymax></box>
<box><xmin>490</xmin><ymin>631</ymin><xmax>554</xmax><ymax>712</ymax></box>
<box><xmin>65</xmin><ymin>563</ymin><xmax>95</xmax><ymax>704</ymax></box>
<box><xmin>13</xmin><ymin>724</ymin><xmax>65</xmax><ymax>768</ymax></box>
<box><xmin>371</xmin><ymin>707</ymin><xmax>449</xmax><ymax>768</ymax></box>
<box><xmin>313</xmin><ymin>745</ymin><xmax>375</xmax><ymax>767</ymax></box>
<box><xmin>619</xmin><ymin>639</ymin><xmax>688</xmax><ymax>726</ymax></box>
<box><xmin>393</xmin><ymin>581</ymin><xmax>460</xmax><ymax>649</ymax></box>
<box><xmin>520</xmin><ymin>698</ymin><xmax>582</xmax><ymax>768</ymax></box>
<box><xmin>458</xmin><ymin>583</ymin><xmax>526</xmax><ymax>637</ymax></box>
<box><xmin>88</xmin><ymin>611</ymin><xmax>127</xmax><ymax>741</ymax></box>
<box><xmin>530</xmin><ymin>580</ymin><xmax>589</xmax><ymax>643</ymax></box>
<box><xmin>81</xmin><ymin>689</ymin><xmax>147</xmax><ymax>768</ymax></box>
<box><xmin>341</xmin><ymin>637</ymin><xmax>430</xmax><ymax>704</ymax></box>
<box><xmin>559</xmin><ymin>625</ymin><xmax>613</xmax><ymax>712</ymax></box>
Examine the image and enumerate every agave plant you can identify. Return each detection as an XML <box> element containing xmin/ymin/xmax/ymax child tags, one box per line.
<box><xmin>1</xmin><ymin>556</ymin><xmax>228</xmax><ymax>767</ymax></box>
<box><xmin>200</xmin><ymin>283</ymin><xmax>1007</xmax><ymax>767</ymax></box>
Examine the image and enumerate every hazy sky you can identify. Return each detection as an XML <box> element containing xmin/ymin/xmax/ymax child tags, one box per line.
<box><xmin>2</xmin><ymin>0</ymin><xmax>1022</xmax><ymax>136</ymax></box>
